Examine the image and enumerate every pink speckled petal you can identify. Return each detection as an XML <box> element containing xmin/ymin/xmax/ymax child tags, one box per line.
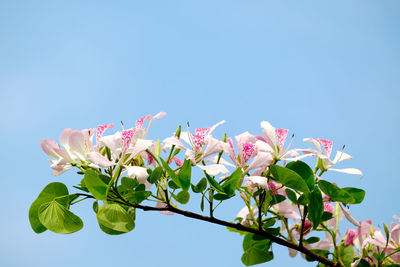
<box><xmin>316</xmin><ymin>139</ymin><xmax>333</xmax><ymax>158</ymax></box>
<box><xmin>121</xmin><ymin>129</ymin><xmax>136</xmax><ymax>154</ymax></box>
<box><xmin>136</xmin><ymin>115</ymin><xmax>151</xmax><ymax>129</ymax></box>
<box><xmin>275</xmin><ymin>128</ymin><xmax>289</xmax><ymax>150</ymax></box>
<box><xmin>303</xmin><ymin>138</ymin><xmax>323</xmax><ymax>155</ymax></box>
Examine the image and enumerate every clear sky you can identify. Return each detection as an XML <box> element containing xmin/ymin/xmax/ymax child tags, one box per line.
<box><xmin>1</xmin><ymin>1</ymin><xmax>400</xmax><ymax>266</ymax></box>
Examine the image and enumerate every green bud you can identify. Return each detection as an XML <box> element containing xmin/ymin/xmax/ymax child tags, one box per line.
<box><xmin>175</xmin><ymin>125</ymin><xmax>181</xmax><ymax>138</ymax></box>
<box><xmin>155</xmin><ymin>139</ymin><xmax>161</xmax><ymax>158</ymax></box>
<box><xmin>222</xmin><ymin>133</ymin><xmax>227</xmax><ymax>142</ymax></box>
<box><xmin>383</xmin><ymin>223</ymin><xmax>390</xmax><ymax>240</ymax></box>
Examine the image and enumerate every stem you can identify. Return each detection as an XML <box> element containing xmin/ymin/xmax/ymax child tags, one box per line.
<box><xmin>209</xmin><ymin>188</ymin><xmax>214</xmax><ymax>218</ymax></box>
<box><xmin>76</xmin><ymin>191</ymin><xmax>341</xmax><ymax>266</ymax></box>
<box><xmin>126</xmin><ymin>203</ymin><xmax>342</xmax><ymax>267</ymax></box>
<box><xmin>299</xmin><ymin>206</ymin><xmax>308</xmax><ymax>248</ymax></box>
<box><xmin>145</xmin><ymin>149</ymin><xmax>161</xmax><ymax>166</ymax></box>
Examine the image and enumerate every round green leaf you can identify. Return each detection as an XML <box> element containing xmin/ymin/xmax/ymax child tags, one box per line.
<box><xmin>175</xmin><ymin>191</ymin><xmax>190</xmax><ymax>204</ymax></box>
<box><xmin>96</xmin><ymin>204</ymin><xmax>135</xmax><ymax>233</ymax></box>
<box><xmin>38</xmin><ymin>201</ymin><xmax>83</xmax><ymax>234</ymax></box>
<box><xmin>29</xmin><ymin>182</ymin><xmax>69</xmax><ymax>234</ymax></box>
<box><xmin>270</xmin><ymin>165</ymin><xmax>310</xmax><ymax>193</ymax></box>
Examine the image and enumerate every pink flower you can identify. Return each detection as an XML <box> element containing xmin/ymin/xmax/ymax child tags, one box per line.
<box><xmin>163</xmin><ymin>120</ymin><xmax>229</xmax><ymax>176</ymax></box>
<box><xmin>255</xmin><ymin>121</ymin><xmax>300</xmax><ymax>161</ymax></box>
<box><xmin>221</xmin><ymin>132</ymin><xmax>273</xmax><ymax>174</ymax></box>
<box><xmin>344</xmin><ymin>229</ymin><xmax>357</xmax><ymax>246</ymax></box>
<box><xmin>301</xmin><ymin>138</ymin><xmax>363</xmax><ymax>175</ymax></box>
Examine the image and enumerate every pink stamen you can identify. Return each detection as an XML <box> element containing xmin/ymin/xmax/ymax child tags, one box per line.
<box><xmin>96</xmin><ymin>123</ymin><xmax>114</xmax><ymax>148</ymax></box>
<box><xmin>242</xmin><ymin>142</ymin><xmax>255</xmax><ymax>164</ymax></box>
<box><xmin>275</xmin><ymin>129</ymin><xmax>289</xmax><ymax>149</ymax></box>
<box><xmin>121</xmin><ymin>129</ymin><xmax>136</xmax><ymax>154</ymax></box>
<box><xmin>136</xmin><ymin>115</ymin><xmax>151</xmax><ymax>129</ymax></box>
<box><xmin>316</xmin><ymin>139</ymin><xmax>333</xmax><ymax>158</ymax></box>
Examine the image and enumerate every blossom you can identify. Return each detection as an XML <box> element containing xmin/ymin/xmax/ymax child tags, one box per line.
<box><xmin>163</xmin><ymin>120</ymin><xmax>229</xmax><ymax>176</ymax></box>
<box><xmin>255</xmin><ymin>121</ymin><xmax>300</xmax><ymax>161</ymax></box>
<box><xmin>221</xmin><ymin>132</ymin><xmax>273</xmax><ymax>174</ymax></box>
<box><xmin>301</xmin><ymin>138</ymin><xmax>363</xmax><ymax>175</ymax></box>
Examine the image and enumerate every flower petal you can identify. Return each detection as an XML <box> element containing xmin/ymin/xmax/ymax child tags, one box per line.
<box><xmin>163</xmin><ymin>136</ymin><xmax>187</xmax><ymax>150</ymax></box>
<box><xmin>40</xmin><ymin>139</ymin><xmax>61</xmax><ymax>159</ymax></box>
<box><xmin>87</xmin><ymin>152</ymin><xmax>116</xmax><ymax>168</ymax></box>
<box><xmin>197</xmin><ymin>164</ymin><xmax>229</xmax><ymax>176</ymax></box>
<box><xmin>125</xmin><ymin>166</ymin><xmax>151</xmax><ymax>189</ymax></box>
<box><xmin>329</xmin><ymin>168</ymin><xmax>363</xmax><ymax>176</ymax></box>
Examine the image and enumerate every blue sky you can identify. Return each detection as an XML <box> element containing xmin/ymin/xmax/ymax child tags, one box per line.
<box><xmin>1</xmin><ymin>1</ymin><xmax>400</xmax><ymax>266</ymax></box>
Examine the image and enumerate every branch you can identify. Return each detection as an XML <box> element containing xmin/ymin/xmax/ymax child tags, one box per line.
<box><xmin>128</xmin><ymin>203</ymin><xmax>342</xmax><ymax>267</ymax></box>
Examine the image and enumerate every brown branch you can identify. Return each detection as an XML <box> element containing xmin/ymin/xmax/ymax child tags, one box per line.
<box><xmin>78</xmin><ymin>191</ymin><xmax>340</xmax><ymax>266</ymax></box>
<box><xmin>129</xmin><ymin>203</ymin><xmax>342</xmax><ymax>267</ymax></box>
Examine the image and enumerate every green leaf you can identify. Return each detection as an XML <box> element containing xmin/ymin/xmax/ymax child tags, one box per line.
<box><xmin>308</xmin><ymin>188</ymin><xmax>323</xmax><ymax>229</ymax></box>
<box><xmin>96</xmin><ymin>204</ymin><xmax>135</xmax><ymax>233</ymax></box>
<box><xmin>242</xmin><ymin>233</ymin><xmax>273</xmax><ymax>266</ymax></box>
<box><xmin>125</xmin><ymin>191</ymin><xmax>152</xmax><ymax>204</ymax></box>
<box><xmin>29</xmin><ymin>182</ymin><xmax>69</xmax><ymax>234</ymax></box>
<box><xmin>356</xmin><ymin>259</ymin><xmax>372</xmax><ymax>267</ymax></box>
<box><xmin>243</xmin><ymin>233</ymin><xmax>272</xmax><ymax>251</ymax></box>
<box><xmin>214</xmin><ymin>193</ymin><xmax>231</xmax><ymax>201</ymax></box>
<box><xmin>177</xmin><ymin>159</ymin><xmax>191</xmax><ymax>191</ymax></box>
<box><xmin>175</xmin><ymin>191</ymin><xmax>190</xmax><ymax>204</ymax></box>
<box><xmin>270</xmin><ymin>165</ymin><xmax>310</xmax><ymax>193</ymax></box>
<box><xmin>160</xmin><ymin>157</ymin><xmax>180</xmax><ymax>188</ymax></box>
<box><xmin>338</xmin><ymin>245</ymin><xmax>354</xmax><ymax>267</ymax></box>
<box><xmin>121</xmin><ymin>177</ymin><xmax>139</xmax><ymax>189</ymax></box>
<box><xmin>318</xmin><ymin>180</ymin><xmax>365</xmax><ymax>204</ymax></box>
<box><xmin>286</xmin><ymin>161</ymin><xmax>315</xmax><ymax>191</ymax></box>
<box><xmin>321</xmin><ymin>212</ymin><xmax>333</xmax><ymax>222</ymax></box>
<box><xmin>241</xmin><ymin>247</ymin><xmax>273</xmax><ymax>266</ymax></box>
<box><xmin>303</xmin><ymin>236</ymin><xmax>320</xmax><ymax>244</ymax></box>
<box><xmin>192</xmin><ymin>178</ymin><xmax>207</xmax><ymax>193</ymax></box>
<box><xmin>38</xmin><ymin>201</ymin><xmax>83</xmax><ymax>234</ymax></box>
<box><xmin>285</xmin><ymin>189</ymin><xmax>298</xmax><ymax>204</ymax></box>
<box><xmin>204</xmin><ymin>172</ymin><xmax>224</xmax><ymax>194</ymax></box>
<box><xmin>305</xmin><ymin>249</ymin><xmax>330</xmax><ymax>262</ymax></box>
<box><xmin>226</xmin><ymin>226</ymin><xmax>247</xmax><ymax>235</ymax></box>
<box><xmin>269</xmin><ymin>194</ymin><xmax>286</xmax><ymax>206</ymax></box>
<box><xmin>168</xmin><ymin>180</ymin><xmax>180</xmax><ymax>190</ymax></box>
<box><xmin>148</xmin><ymin>167</ymin><xmax>163</xmax><ymax>184</ymax></box>
<box><xmin>341</xmin><ymin>187</ymin><xmax>365</xmax><ymax>204</ymax></box>
<box><xmin>83</xmin><ymin>169</ymin><xmax>108</xmax><ymax>200</ymax></box>
<box><xmin>93</xmin><ymin>201</ymin><xmax>99</xmax><ymax>213</ymax></box>
<box><xmin>222</xmin><ymin>168</ymin><xmax>243</xmax><ymax>196</ymax></box>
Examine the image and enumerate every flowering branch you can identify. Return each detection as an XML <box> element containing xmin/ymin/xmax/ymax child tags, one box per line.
<box><xmin>30</xmin><ymin>112</ymin><xmax>400</xmax><ymax>266</ymax></box>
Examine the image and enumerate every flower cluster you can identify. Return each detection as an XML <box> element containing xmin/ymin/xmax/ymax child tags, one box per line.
<box><xmin>32</xmin><ymin>112</ymin><xmax>399</xmax><ymax>267</ymax></box>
